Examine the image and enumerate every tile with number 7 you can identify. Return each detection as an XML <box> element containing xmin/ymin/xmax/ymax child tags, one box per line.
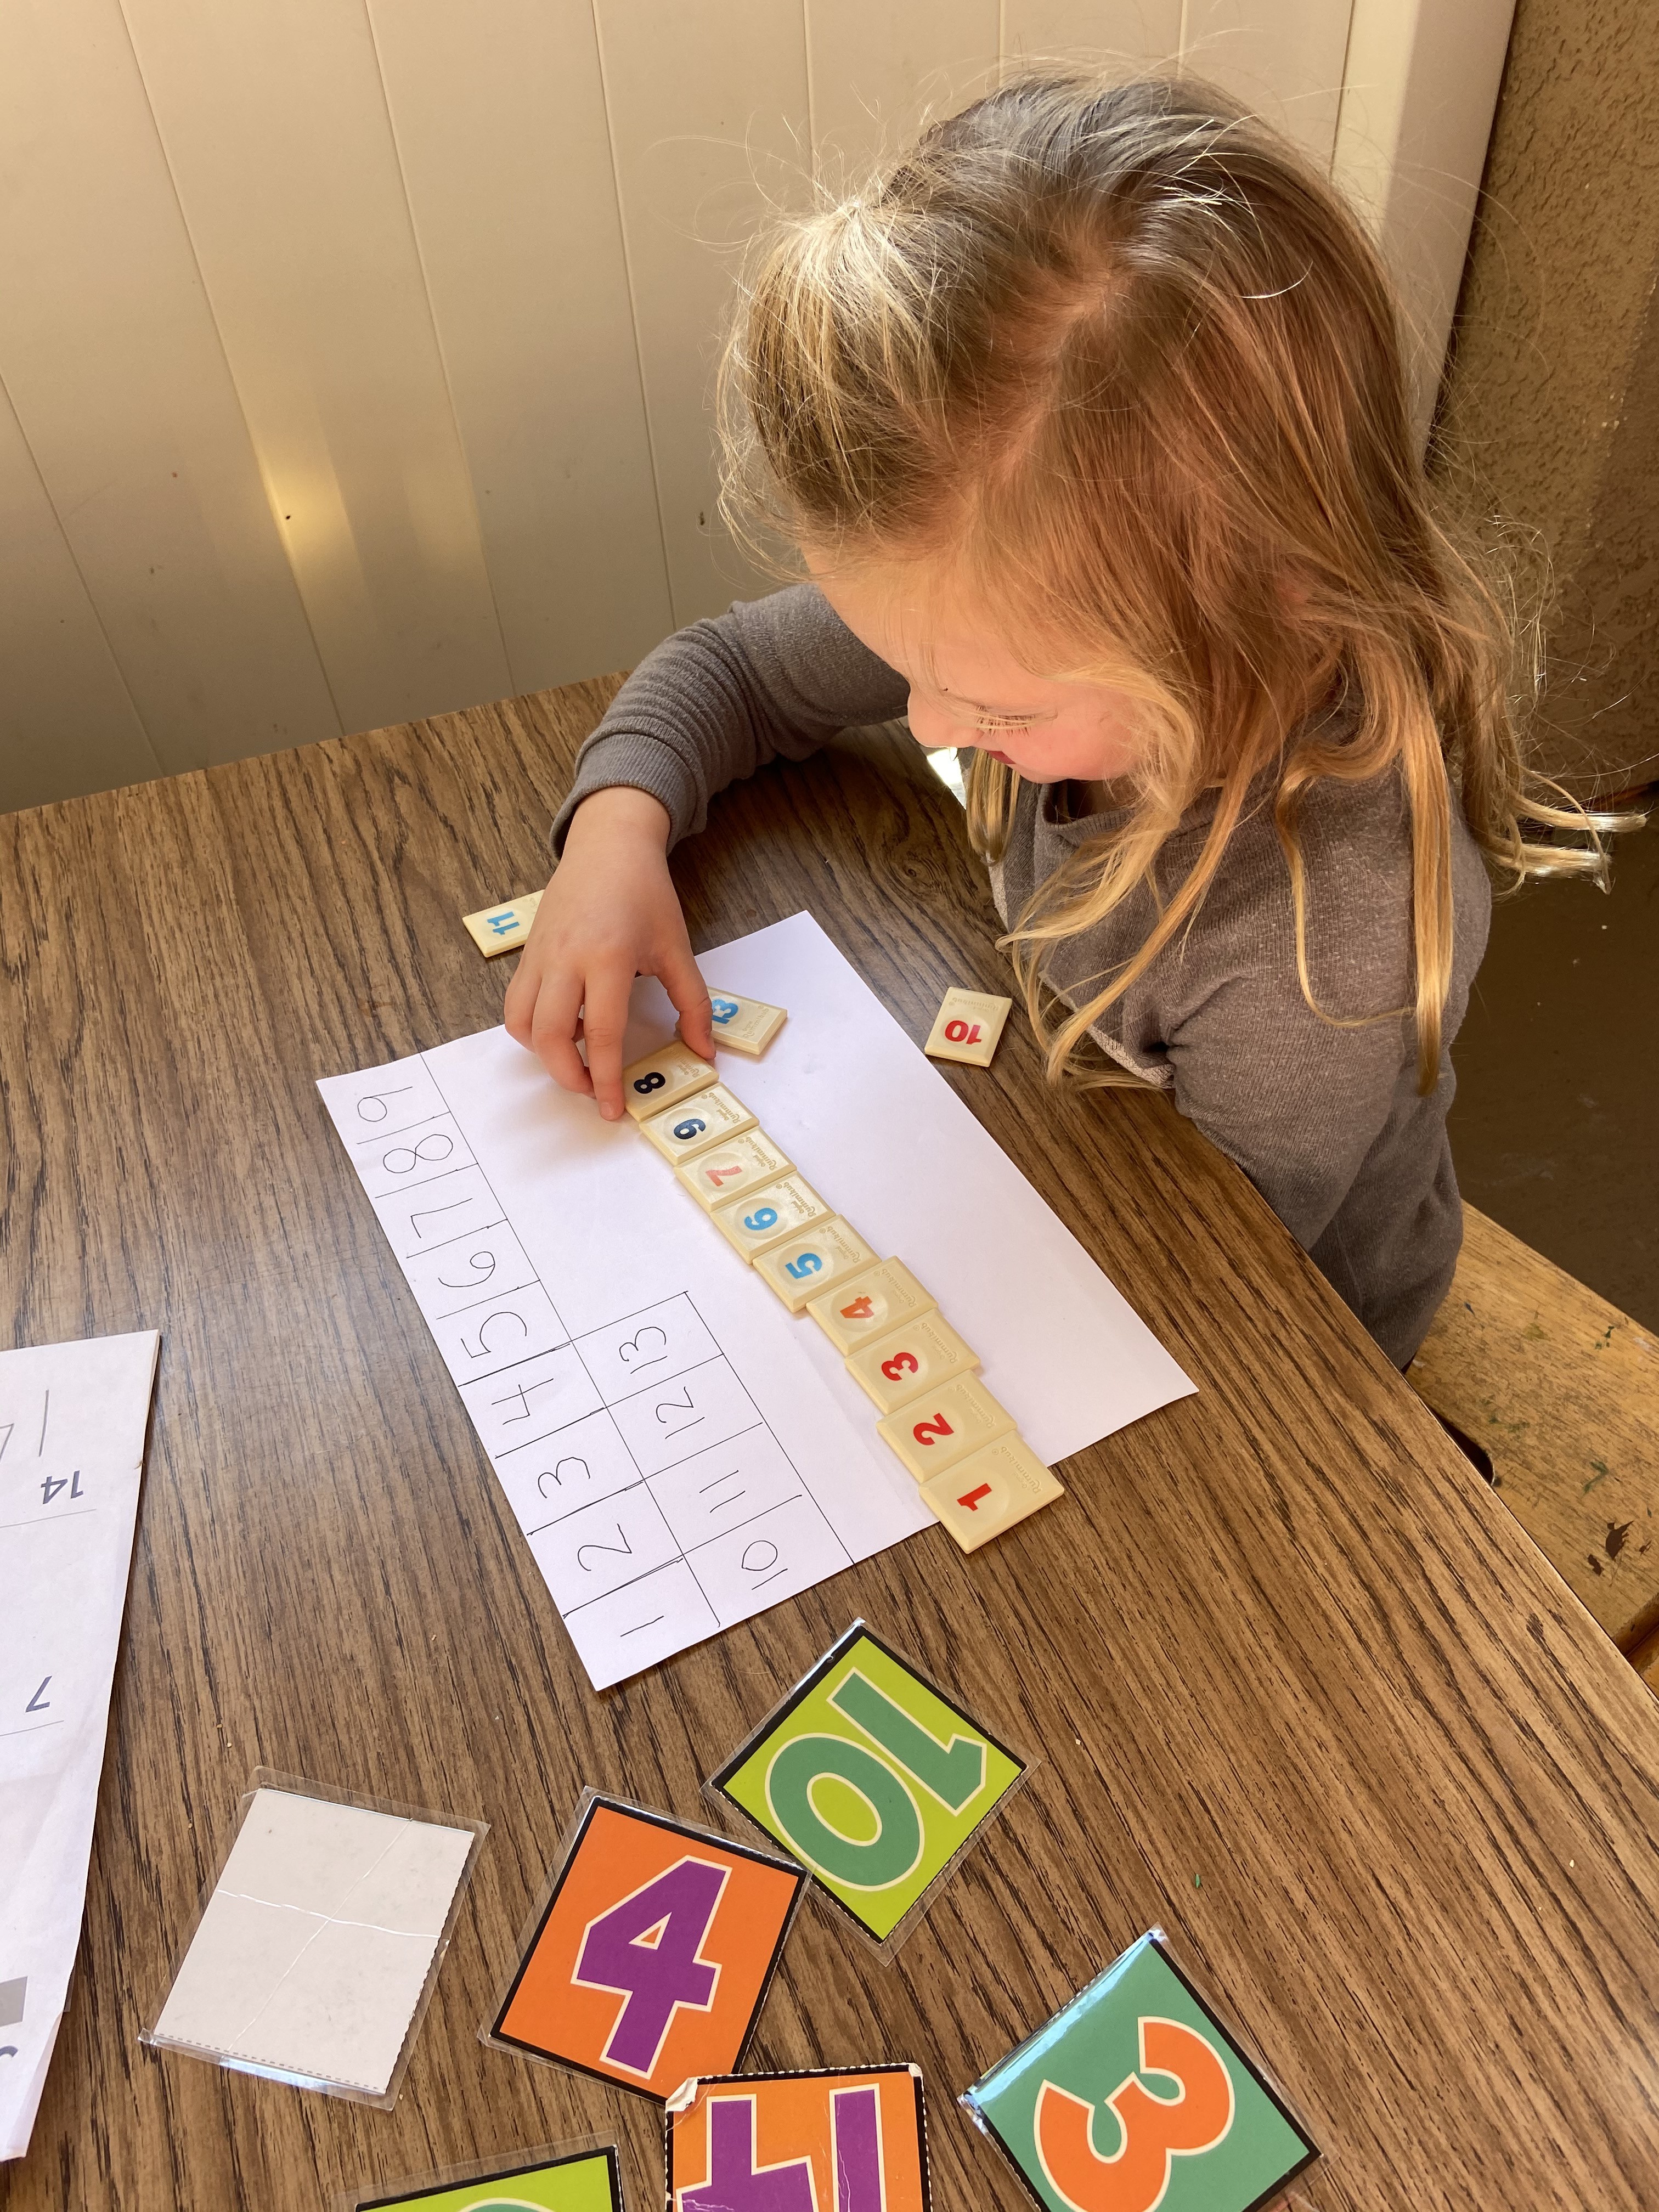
<box><xmin>960</xmin><ymin>1931</ymin><xmax>1318</xmax><ymax>2212</ymax></box>
<box><xmin>669</xmin><ymin>2064</ymin><xmax>929</xmax><ymax>2212</ymax></box>
<box><xmin>709</xmin><ymin>1621</ymin><xmax>1029</xmax><ymax>1944</ymax></box>
<box><xmin>487</xmin><ymin>1794</ymin><xmax>805</xmax><ymax>2101</ymax></box>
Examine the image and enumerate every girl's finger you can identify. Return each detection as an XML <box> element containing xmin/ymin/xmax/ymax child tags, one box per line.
<box><xmin>528</xmin><ymin>974</ymin><xmax>596</xmax><ymax>1098</ymax></box>
<box><xmin>577</xmin><ymin>966</ymin><xmax>638</xmax><ymax>1120</ymax></box>
<box><xmin>661</xmin><ymin>944</ymin><xmax>716</xmax><ymax>1060</ymax></box>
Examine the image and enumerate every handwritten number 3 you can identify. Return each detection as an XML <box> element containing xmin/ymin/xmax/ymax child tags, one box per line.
<box><xmin>1033</xmin><ymin>2016</ymin><xmax>1234</xmax><ymax>2212</ymax></box>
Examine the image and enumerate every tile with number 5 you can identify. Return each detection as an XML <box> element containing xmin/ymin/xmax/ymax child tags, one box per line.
<box><xmin>960</xmin><ymin>1931</ymin><xmax>1318</xmax><ymax>2212</ymax></box>
<box><xmin>488</xmin><ymin>1795</ymin><xmax>805</xmax><ymax>2101</ymax></box>
<box><xmin>711</xmin><ymin>1621</ymin><xmax>1028</xmax><ymax>1943</ymax></box>
<box><xmin>669</xmin><ymin>2064</ymin><xmax>929</xmax><ymax>2212</ymax></box>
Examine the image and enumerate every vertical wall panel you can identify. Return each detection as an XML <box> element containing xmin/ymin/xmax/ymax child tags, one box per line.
<box><xmin>118</xmin><ymin>0</ymin><xmax>513</xmax><ymax>733</ymax></box>
<box><xmin>594</xmin><ymin>0</ymin><xmax>814</xmax><ymax>627</ymax></box>
<box><xmin>808</xmin><ymin>0</ymin><xmax>1000</xmax><ymax>182</ymax></box>
<box><xmin>0</xmin><ymin>380</ymin><xmax>161</xmax><ymax>816</ymax></box>
<box><xmin>1183</xmin><ymin>0</ymin><xmax>1355</xmax><ymax>166</ymax></box>
<box><xmin>368</xmin><ymin>0</ymin><xmax>673</xmax><ymax>695</ymax></box>
<box><xmin>1001</xmin><ymin>1</ymin><xmax>1182</xmax><ymax>70</ymax></box>
<box><xmin>0</xmin><ymin>0</ymin><xmax>338</xmax><ymax>776</ymax></box>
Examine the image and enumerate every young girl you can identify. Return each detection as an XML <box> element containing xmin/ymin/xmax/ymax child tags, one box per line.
<box><xmin>505</xmin><ymin>71</ymin><xmax>1600</xmax><ymax>1369</ymax></box>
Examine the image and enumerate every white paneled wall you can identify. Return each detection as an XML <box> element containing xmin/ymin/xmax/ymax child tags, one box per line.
<box><xmin>0</xmin><ymin>0</ymin><xmax>1512</xmax><ymax>812</ymax></box>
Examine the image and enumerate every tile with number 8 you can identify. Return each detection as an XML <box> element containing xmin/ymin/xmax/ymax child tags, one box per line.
<box><xmin>703</xmin><ymin>989</ymin><xmax>787</xmax><ymax>1057</ymax></box>
<box><xmin>877</xmin><ymin>1372</ymin><xmax>1015</xmax><ymax>1480</ymax></box>
<box><xmin>845</xmin><ymin>1311</ymin><xmax>979</xmax><ymax>1412</ymax></box>
<box><xmin>919</xmin><ymin>1432</ymin><xmax>1063</xmax><ymax>1551</ymax></box>
<box><xmin>675</xmin><ymin>1130</ymin><xmax>793</xmax><ymax>1211</ymax></box>
<box><xmin>639</xmin><ymin>1083</ymin><xmax>757</xmax><ymax>1161</ymax></box>
<box><xmin>754</xmin><ymin>1217</ymin><xmax>878</xmax><ymax>1312</ymax></box>
<box><xmin>713</xmin><ymin>1174</ymin><xmax>832</xmax><ymax>1261</ymax></box>
<box><xmin>620</xmin><ymin>1042</ymin><xmax>718</xmax><ymax>1120</ymax></box>
<box><xmin>805</xmin><ymin>1259</ymin><xmax>935</xmax><ymax>1353</ymax></box>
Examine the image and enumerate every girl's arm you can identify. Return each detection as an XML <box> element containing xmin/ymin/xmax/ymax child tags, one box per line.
<box><xmin>507</xmin><ymin>585</ymin><xmax>908</xmax><ymax>1114</ymax></box>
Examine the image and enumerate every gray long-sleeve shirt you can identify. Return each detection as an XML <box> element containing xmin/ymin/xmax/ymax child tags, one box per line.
<box><xmin>552</xmin><ymin>583</ymin><xmax>1491</xmax><ymax>1365</ymax></box>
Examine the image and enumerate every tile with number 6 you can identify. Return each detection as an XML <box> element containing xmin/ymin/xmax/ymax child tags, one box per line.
<box><xmin>488</xmin><ymin>1795</ymin><xmax>805</xmax><ymax>2101</ymax></box>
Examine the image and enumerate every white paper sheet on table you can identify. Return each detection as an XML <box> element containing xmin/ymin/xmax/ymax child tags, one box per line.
<box><xmin>0</xmin><ymin>1329</ymin><xmax>160</xmax><ymax>2162</ymax></box>
<box><xmin>147</xmin><ymin>1788</ymin><xmax>477</xmax><ymax>2099</ymax></box>
<box><xmin>317</xmin><ymin>912</ymin><xmax>1193</xmax><ymax>1692</ymax></box>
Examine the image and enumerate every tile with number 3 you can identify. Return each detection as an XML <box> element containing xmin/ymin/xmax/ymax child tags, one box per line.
<box><xmin>961</xmin><ymin>1931</ymin><xmax>1318</xmax><ymax>2212</ymax></box>
<box><xmin>669</xmin><ymin>2064</ymin><xmax>929</xmax><ymax>2212</ymax></box>
<box><xmin>488</xmin><ymin>1795</ymin><xmax>805</xmax><ymax>2101</ymax></box>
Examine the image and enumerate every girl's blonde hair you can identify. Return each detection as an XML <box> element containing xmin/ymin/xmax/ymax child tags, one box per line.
<box><xmin>720</xmin><ymin>70</ymin><xmax>1612</xmax><ymax>1093</ymax></box>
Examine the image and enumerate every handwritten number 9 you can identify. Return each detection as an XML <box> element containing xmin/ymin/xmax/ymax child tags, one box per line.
<box><xmin>743</xmin><ymin>1206</ymin><xmax>778</xmax><ymax>1233</ymax></box>
<box><xmin>881</xmin><ymin>1351</ymin><xmax>919</xmax><ymax>1381</ymax></box>
<box><xmin>784</xmin><ymin>1253</ymin><xmax>822</xmax><ymax>1280</ymax></box>
<box><xmin>633</xmin><ymin>1070</ymin><xmax>667</xmax><ymax>1095</ymax></box>
<box><xmin>438</xmin><ymin>1249</ymin><xmax>496</xmax><ymax>1289</ymax></box>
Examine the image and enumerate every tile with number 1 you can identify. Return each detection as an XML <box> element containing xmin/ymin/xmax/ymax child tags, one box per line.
<box><xmin>489</xmin><ymin>1795</ymin><xmax>804</xmax><ymax>2101</ymax></box>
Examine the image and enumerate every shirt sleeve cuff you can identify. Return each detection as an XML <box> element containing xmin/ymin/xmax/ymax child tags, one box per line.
<box><xmin>549</xmin><ymin>734</ymin><xmax>705</xmax><ymax>856</ymax></box>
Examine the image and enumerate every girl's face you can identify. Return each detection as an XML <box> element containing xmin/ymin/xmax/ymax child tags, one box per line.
<box><xmin>806</xmin><ymin>555</ymin><xmax>1144</xmax><ymax>785</ymax></box>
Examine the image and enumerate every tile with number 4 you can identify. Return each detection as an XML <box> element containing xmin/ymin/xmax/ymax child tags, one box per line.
<box><xmin>670</xmin><ymin>2065</ymin><xmax>929</xmax><ymax>2212</ymax></box>
<box><xmin>620</xmin><ymin>1042</ymin><xmax>718</xmax><ymax>1121</ymax></box>
<box><xmin>703</xmin><ymin>990</ymin><xmax>787</xmax><ymax>1057</ymax></box>
<box><xmin>846</xmin><ymin>1312</ymin><xmax>979</xmax><ymax>1412</ymax></box>
<box><xmin>960</xmin><ymin>1930</ymin><xmax>1318</xmax><ymax>2212</ymax></box>
<box><xmin>639</xmin><ymin>1084</ymin><xmax>757</xmax><ymax>1162</ymax></box>
<box><xmin>489</xmin><ymin>1795</ymin><xmax>804</xmax><ymax>2102</ymax></box>
<box><xmin>919</xmin><ymin>1433</ymin><xmax>1063</xmax><ymax>1551</ymax></box>
<box><xmin>461</xmin><ymin>890</ymin><xmax>542</xmax><ymax>957</ymax></box>
<box><xmin>806</xmin><ymin>1259</ymin><xmax>935</xmax><ymax>1353</ymax></box>
<box><xmin>754</xmin><ymin>1217</ymin><xmax>877</xmax><ymax>1312</ymax></box>
<box><xmin>877</xmin><ymin>1372</ymin><xmax>1015</xmax><ymax>1480</ymax></box>
<box><xmin>924</xmin><ymin>988</ymin><xmax>1012</xmax><ymax>1067</ymax></box>
<box><xmin>350</xmin><ymin>2144</ymin><xmax>622</xmax><ymax>2212</ymax></box>
<box><xmin>711</xmin><ymin>1621</ymin><xmax>1028</xmax><ymax>1943</ymax></box>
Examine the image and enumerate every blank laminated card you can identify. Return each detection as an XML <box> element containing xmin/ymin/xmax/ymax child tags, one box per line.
<box><xmin>147</xmin><ymin>1786</ymin><xmax>481</xmax><ymax>2104</ymax></box>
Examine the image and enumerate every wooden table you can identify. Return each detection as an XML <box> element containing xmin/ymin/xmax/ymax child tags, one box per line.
<box><xmin>3</xmin><ymin>679</ymin><xmax>1658</xmax><ymax>2212</ymax></box>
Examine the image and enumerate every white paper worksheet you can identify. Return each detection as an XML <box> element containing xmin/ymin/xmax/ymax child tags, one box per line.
<box><xmin>0</xmin><ymin>1328</ymin><xmax>161</xmax><ymax>2162</ymax></box>
<box><xmin>317</xmin><ymin>913</ymin><xmax>1193</xmax><ymax>1691</ymax></box>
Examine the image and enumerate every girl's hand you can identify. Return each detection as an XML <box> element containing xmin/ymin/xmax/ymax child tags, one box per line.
<box><xmin>503</xmin><ymin>788</ymin><xmax>715</xmax><ymax>1119</ymax></box>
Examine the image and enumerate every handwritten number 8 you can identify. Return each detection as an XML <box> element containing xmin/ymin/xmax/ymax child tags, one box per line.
<box><xmin>633</xmin><ymin>1070</ymin><xmax>667</xmax><ymax>1094</ymax></box>
<box><xmin>743</xmin><ymin>1205</ymin><xmax>778</xmax><ymax>1232</ymax></box>
<box><xmin>881</xmin><ymin>1351</ymin><xmax>919</xmax><ymax>1380</ymax></box>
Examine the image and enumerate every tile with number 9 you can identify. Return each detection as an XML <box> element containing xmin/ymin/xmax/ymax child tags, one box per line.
<box><xmin>639</xmin><ymin>1083</ymin><xmax>757</xmax><ymax>1161</ymax></box>
<box><xmin>488</xmin><ymin>1795</ymin><xmax>804</xmax><ymax>2102</ymax></box>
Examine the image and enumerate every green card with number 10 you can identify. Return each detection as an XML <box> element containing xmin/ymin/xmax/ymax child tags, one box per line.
<box><xmin>712</xmin><ymin>1622</ymin><xmax>1027</xmax><ymax>1941</ymax></box>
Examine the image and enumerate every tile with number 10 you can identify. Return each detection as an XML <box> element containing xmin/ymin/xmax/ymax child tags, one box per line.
<box><xmin>712</xmin><ymin>1622</ymin><xmax>1027</xmax><ymax>1942</ymax></box>
<box><xmin>488</xmin><ymin>1796</ymin><xmax>805</xmax><ymax>2101</ymax></box>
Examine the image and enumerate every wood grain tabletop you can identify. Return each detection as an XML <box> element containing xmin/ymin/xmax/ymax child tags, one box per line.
<box><xmin>3</xmin><ymin>679</ymin><xmax>1658</xmax><ymax>2212</ymax></box>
